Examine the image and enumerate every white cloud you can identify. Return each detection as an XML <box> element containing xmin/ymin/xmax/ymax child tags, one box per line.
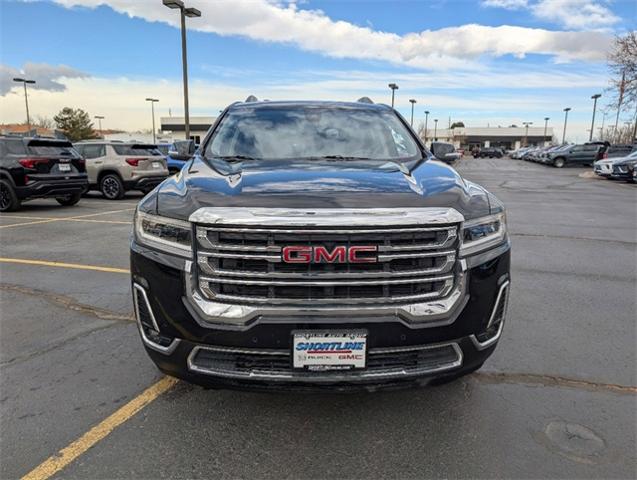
<box><xmin>483</xmin><ymin>0</ymin><xmax>620</xmax><ymax>30</ymax></box>
<box><xmin>481</xmin><ymin>0</ymin><xmax>529</xmax><ymax>9</ymax></box>
<box><xmin>0</xmin><ymin>62</ymin><xmax>89</xmax><ymax>95</ymax></box>
<box><xmin>531</xmin><ymin>0</ymin><xmax>620</xmax><ymax>30</ymax></box>
<box><xmin>50</xmin><ymin>0</ymin><xmax>612</xmax><ymax>65</ymax></box>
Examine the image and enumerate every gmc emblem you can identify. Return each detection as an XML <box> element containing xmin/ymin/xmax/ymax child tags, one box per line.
<box><xmin>282</xmin><ymin>245</ymin><xmax>378</xmax><ymax>263</ymax></box>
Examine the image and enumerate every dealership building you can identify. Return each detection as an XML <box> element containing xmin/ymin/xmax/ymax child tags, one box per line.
<box><xmin>423</xmin><ymin>126</ymin><xmax>555</xmax><ymax>150</ymax></box>
<box><xmin>160</xmin><ymin>116</ymin><xmax>216</xmax><ymax>144</ymax></box>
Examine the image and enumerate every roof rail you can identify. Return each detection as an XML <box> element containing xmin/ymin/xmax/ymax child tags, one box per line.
<box><xmin>245</xmin><ymin>95</ymin><xmax>258</xmax><ymax>102</ymax></box>
<box><xmin>357</xmin><ymin>96</ymin><xmax>374</xmax><ymax>104</ymax></box>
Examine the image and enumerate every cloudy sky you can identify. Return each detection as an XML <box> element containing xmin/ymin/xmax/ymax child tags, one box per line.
<box><xmin>0</xmin><ymin>0</ymin><xmax>635</xmax><ymax>142</ymax></box>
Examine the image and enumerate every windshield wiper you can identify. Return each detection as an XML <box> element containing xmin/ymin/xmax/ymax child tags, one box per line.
<box><xmin>311</xmin><ymin>155</ymin><xmax>370</xmax><ymax>160</ymax></box>
<box><xmin>212</xmin><ymin>155</ymin><xmax>260</xmax><ymax>163</ymax></box>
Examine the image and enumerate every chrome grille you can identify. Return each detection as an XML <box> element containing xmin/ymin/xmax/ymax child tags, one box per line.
<box><xmin>194</xmin><ymin>222</ymin><xmax>460</xmax><ymax>306</ymax></box>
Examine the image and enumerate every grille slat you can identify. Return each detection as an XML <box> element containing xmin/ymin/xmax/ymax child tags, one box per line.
<box><xmin>195</xmin><ymin>223</ymin><xmax>460</xmax><ymax>305</ymax></box>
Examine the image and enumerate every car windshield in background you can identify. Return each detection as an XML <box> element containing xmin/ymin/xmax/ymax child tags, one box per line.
<box><xmin>112</xmin><ymin>144</ymin><xmax>162</xmax><ymax>156</ymax></box>
<box><xmin>27</xmin><ymin>142</ymin><xmax>76</xmax><ymax>156</ymax></box>
<box><xmin>156</xmin><ymin>144</ymin><xmax>171</xmax><ymax>155</ymax></box>
<box><xmin>206</xmin><ymin>106</ymin><xmax>421</xmax><ymax>161</ymax></box>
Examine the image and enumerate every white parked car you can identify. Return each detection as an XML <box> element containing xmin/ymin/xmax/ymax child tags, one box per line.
<box><xmin>594</xmin><ymin>150</ymin><xmax>637</xmax><ymax>178</ymax></box>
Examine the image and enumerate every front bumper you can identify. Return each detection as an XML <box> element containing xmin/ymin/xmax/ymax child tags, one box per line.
<box><xmin>130</xmin><ymin>241</ymin><xmax>510</xmax><ymax>391</ymax></box>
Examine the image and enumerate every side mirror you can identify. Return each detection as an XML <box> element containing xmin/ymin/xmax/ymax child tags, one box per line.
<box><xmin>431</xmin><ymin>141</ymin><xmax>454</xmax><ymax>161</ymax></box>
<box><xmin>171</xmin><ymin>142</ymin><xmax>195</xmax><ymax>161</ymax></box>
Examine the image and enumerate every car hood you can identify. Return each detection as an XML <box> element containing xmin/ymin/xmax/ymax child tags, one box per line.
<box><xmin>144</xmin><ymin>156</ymin><xmax>494</xmax><ymax>222</ymax></box>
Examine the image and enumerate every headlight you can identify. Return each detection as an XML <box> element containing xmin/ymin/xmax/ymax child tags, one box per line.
<box><xmin>134</xmin><ymin>211</ymin><xmax>192</xmax><ymax>257</ymax></box>
<box><xmin>460</xmin><ymin>212</ymin><xmax>507</xmax><ymax>256</ymax></box>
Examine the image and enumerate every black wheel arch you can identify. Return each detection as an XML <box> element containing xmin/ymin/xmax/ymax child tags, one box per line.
<box><xmin>97</xmin><ymin>170</ymin><xmax>125</xmax><ymax>185</ymax></box>
<box><xmin>0</xmin><ymin>169</ymin><xmax>17</xmax><ymax>186</ymax></box>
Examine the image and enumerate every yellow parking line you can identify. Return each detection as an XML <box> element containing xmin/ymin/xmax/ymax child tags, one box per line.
<box><xmin>0</xmin><ymin>208</ymin><xmax>134</xmax><ymax>229</ymax></box>
<box><xmin>0</xmin><ymin>215</ymin><xmax>55</xmax><ymax>220</ymax></box>
<box><xmin>22</xmin><ymin>376</ymin><xmax>178</xmax><ymax>480</ymax></box>
<box><xmin>66</xmin><ymin>218</ymin><xmax>131</xmax><ymax>225</ymax></box>
<box><xmin>0</xmin><ymin>258</ymin><xmax>130</xmax><ymax>274</ymax></box>
<box><xmin>0</xmin><ymin>219</ymin><xmax>60</xmax><ymax>229</ymax></box>
<box><xmin>69</xmin><ymin>208</ymin><xmax>135</xmax><ymax>219</ymax></box>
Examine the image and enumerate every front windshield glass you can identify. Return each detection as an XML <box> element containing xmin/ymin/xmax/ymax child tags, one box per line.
<box><xmin>205</xmin><ymin>106</ymin><xmax>421</xmax><ymax>161</ymax></box>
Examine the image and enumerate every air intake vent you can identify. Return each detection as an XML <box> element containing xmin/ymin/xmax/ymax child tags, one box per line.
<box><xmin>133</xmin><ymin>284</ymin><xmax>180</xmax><ymax>354</ymax></box>
<box><xmin>472</xmin><ymin>281</ymin><xmax>510</xmax><ymax>349</ymax></box>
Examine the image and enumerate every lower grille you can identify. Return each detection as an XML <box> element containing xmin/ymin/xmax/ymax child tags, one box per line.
<box><xmin>187</xmin><ymin>343</ymin><xmax>463</xmax><ymax>382</ymax></box>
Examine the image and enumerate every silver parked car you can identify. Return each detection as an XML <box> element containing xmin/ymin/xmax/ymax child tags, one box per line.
<box><xmin>74</xmin><ymin>141</ymin><xmax>168</xmax><ymax>199</ymax></box>
<box><xmin>594</xmin><ymin>150</ymin><xmax>637</xmax><ymax>178</ymax></box>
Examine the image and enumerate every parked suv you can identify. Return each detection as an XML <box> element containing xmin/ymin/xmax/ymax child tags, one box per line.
<box><xmin>549</xmin><ymin>142</ymin><xmax>607</xmax><ymax>168</ymax></box>
<box><xmin>131</xmin><ymin>99</ymin><xmax>511</xmax><ymax>391</ymax></box>
<box><xmin>0</xmin><ymin>136</ymin><xmax>88</xmax><ymax>212</ymax></box>
<box><xmin>473</xmin><ymin>147</ymin><xmax>503</xmax><ymax>158</ymax></box>
<box><xmin>74</xmin><ymin>141</ymin><xmax>168</xmax><ymax>199</ymax></box>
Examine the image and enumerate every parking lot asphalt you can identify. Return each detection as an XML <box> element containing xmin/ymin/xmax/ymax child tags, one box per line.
<box><xmin>1</xmin><ymin>159</ymin><xmax>635</xmax><ymax>479</ymax></box>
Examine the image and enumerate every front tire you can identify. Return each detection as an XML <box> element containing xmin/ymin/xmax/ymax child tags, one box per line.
<box><xmin>56</xmin><ymin>192</ymin><xmax>82</xmax><ymax>206</ymax></box>
<box><xmin>0</xmin><ymin>179</ymin><xmax>20</xmax><ymax>212</ymax></box>
<box><xmin>100</xmin><ymin>174</ymin><xmax>125</xmax><ymax>200</ymax></box>
<box><xmin>553</xmin><ymin>157</ymin><xmax>566</xmax><ymax>168</ymax></box>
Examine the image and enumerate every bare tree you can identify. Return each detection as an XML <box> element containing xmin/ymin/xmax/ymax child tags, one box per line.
<box><xmin>606</xmin><ymin>31</ymin><xmax>637</xmax><ymax>139</ymax></box>
<box><xmin>32</xmin><ymin>116</ymin><xmax>54</xmax><ymax>129</ymax></box>
<box><xmin>600</xmin><ymin>124</ymin><xmax>635</xmax><ymax>144</ymax></box>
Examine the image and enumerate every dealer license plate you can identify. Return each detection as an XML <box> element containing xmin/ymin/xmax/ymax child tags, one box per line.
<box><xmin>152</xmin><ymin>161</ymin><xmax>162</xmax><ymax>169</ymax></box>
<box><xmin>58</xmin><ymin>163</ymin><xmax>71</xmax><ymax>172</ymax></box>
<box><xmin>293</xmin><ymin>331</ymin><xmax>367</xmax><ymax>371</ymax></box>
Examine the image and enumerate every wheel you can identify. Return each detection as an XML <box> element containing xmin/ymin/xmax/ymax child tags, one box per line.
<box><xmin>168</xmin><ymin>168</ymin><xmax>181</xmax><ymax>176</ymax></box>
<box><xmin>55</xmin><ymin>192</ymin><xmax>82</xmax><ymax>206</ymax></box>
<box><xmin>0</xmin><ymin>179</ymin><xmax>20</xmax><ymax>212</ymax></box>
<box><xmin>553</xmin><ymin>157</ymin><xmax>566</xmax><ymax>168</ymax></box>
<box><xmin>100</xmin><ymin>174</ymin><xmax>125</xmax><ymax>200</ymax></box>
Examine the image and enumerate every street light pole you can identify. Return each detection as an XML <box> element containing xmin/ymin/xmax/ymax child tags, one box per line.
<box><xmin>562</xmin><ymin>107</ymin><xmax>571</xmax><ymax>144</ymax></box>
<box><xmin>589</xmin><ymin>94</ymin><xmax>601</xmax><ymax>141</ymax></box>
<box><xmin>388</xmin><ymin>83</ymin><xmax>398</xmax><ymax>108</ymax></box>
<box><xmin>145</xmin><ymin>98</ymin><xmax>159</xmax><ymax>143</ymax></box>
<box><xmin>163</xmin><ymin>0</ymin><xmax>201</xmax><ymax>141</ymax></box>
<box><xmin>434</xmin><ymin>119</ymin><xmax>438</xmax><ymax>140</ymax></box>
<box><xmin>94</xmin><ymin>115</ymin><xmax>104</xmax><ymax>135</ymax></box>
<box><xmin>13</xmin><ymin>78</ymin><xmax>36</xmax><ymax>130</ymax></box>
<box><xmin>424</xmin><ymin>110</ymin><xmax>430</xmax><ymax>143</ymax></box>
<box><xmin>523</xmin><ymin>121</ymin><xmax>533</xmax><ymax>147</ymax></box>
<box><xmin>543</xmin><ymin>117</ymin><xmax>550</xmax><ymax>144</ymax></box>
<box><xmin>409</xmin><ymin>99</ymin><xmax>416</xmax><ymax>127</ymax></box>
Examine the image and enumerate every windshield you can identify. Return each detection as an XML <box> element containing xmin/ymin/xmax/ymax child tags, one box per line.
<box><xmin>205</xmin><ymin>106</ymin><xmax>421</xmax><ymax>161</ymax></box>
<box><xmin>112</xmin><ymin>144</ymin><xmax>161</xmax><ymax>156</ymax></box>
<box><xmin>156</xmin><ymin>144</ymin><xmax>171</xmax><ymax>155</ymax></box>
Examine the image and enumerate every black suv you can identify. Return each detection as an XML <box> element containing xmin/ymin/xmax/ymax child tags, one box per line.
<box><xmin>0</xmin><ymin>136</ymin><xmax>88</xmax><ymax>212</ymax></box>
<box><xmin>473</xmin><ymin>147</ymin><xmax>503</xmax><ymax>158</ymax></box>
<box><xmin>131</xmin><ymin>99</ymin><xmax>511</xmax><ymax>391</ymax></box>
